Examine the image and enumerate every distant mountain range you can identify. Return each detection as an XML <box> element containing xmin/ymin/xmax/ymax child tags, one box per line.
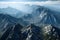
<box><xmin>21</xmin><ymin>5</ymin><xmax>60</xmax><ymax>26</ymax></box>
<box><xmin>0</xmin><ymin>5</ymin><xmax>60</xmax><ymax>27</ymax></box>
<box><xmin>0</xmin><ymin>7</ymin><xmax>27</xmax><ymax>18</ymax></box>
<box><xmin>0</xmin><ymin>5</ymin><xmax>60</xmax><ymax>30</ymax></box>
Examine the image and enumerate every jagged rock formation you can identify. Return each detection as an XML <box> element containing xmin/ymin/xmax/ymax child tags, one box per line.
<box><xmin>41</xmin><ymin>25</ymin><xmax>60</xmax><ymax>40</ymax></box>
<box><xmin>6</xmin><ymin>24</ymin><xmax>23</xmax><ymax>40</ymax></box>
<box><xmin>22</xmin><ymin>24</ymin><xmax>43</xmax><ymax>40</ymax></box>
<box><xmin>0</xmin><ymin>24</ymin><xmax>60</xmax><ymax>40</ymax></box>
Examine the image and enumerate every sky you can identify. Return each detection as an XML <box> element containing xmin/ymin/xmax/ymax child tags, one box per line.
<box><xmin>0</xmin><ymin>0</ymin><xmax>60</xmax><ymax>1</ymax></box>
<box><xmin>0</xmin><ymin>0</ymin><xmax>60</xmax><ymax>14</ymax></box>
<box><xmin>0</xmin><ymin>1</ymin><xmax>60</xmax><ymax>8</ymax></box>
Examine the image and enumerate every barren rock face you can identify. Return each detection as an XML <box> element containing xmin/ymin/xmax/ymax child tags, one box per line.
<box><xmin>0</xmin><ymin>24</ymin><xmax>60</xmax><ymax>40</ymax></box>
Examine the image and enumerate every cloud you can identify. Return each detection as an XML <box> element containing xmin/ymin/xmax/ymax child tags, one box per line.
<box><xmin>0</xmin><ymin>1</ymin><xmax>60</xmax><ymax>13</ymax></box>
<box><xmin>0</xmin><ymin>1</ymin><xmax>60</xmax><ymax>6</ymax></box>
<box><xmin>0</xmin><ymin>0</ymin><xmax>60</xmax><ymax>1</ymax></box>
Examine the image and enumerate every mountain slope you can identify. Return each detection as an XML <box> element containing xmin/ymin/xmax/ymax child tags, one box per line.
<box><xmin>20</xmin><ymin>5</ymin><xmax>60</xmax><ymax>26</ymax></box>
<box><xmin>0</xmin><ymin>13</ymin><xmax>19</xmax><ymax>38</ymax></box>
<box><xmin>0</xmin><ymin>24</ymin><xmax>60</xmax><ymax>40</ymax></box>
<box><xmin>0</xmin><ymin>7</ymin><xmax>26</xmax><ymax>18</ymax></box>
<box><xmin>0</xmin><ymin>13</ymin><xmax>30</xmax><ymax>37</ymax></box>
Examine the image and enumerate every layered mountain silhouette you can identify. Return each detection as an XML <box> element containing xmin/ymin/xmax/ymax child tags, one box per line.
<box><xmin>0</xmin><ymin>5</ymin><xmax>60</xmax><ymax>40</ymax></box>
<box><xmin>21</xmin><ymin>5</ymin><xmax>60</xmax><ymax>26</ymax></box>
<box><xmin>0</xmin><ymin>7</ymin><xmax>26</xmax><ymax>18</ymax></box>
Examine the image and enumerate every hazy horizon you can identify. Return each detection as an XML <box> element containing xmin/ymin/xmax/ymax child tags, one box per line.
<box><xmin>0</xmin><ymin>1</ymin><xmax>60</xmax><ymax>13</ymax></box>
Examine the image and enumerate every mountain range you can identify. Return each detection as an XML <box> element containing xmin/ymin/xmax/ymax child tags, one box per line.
<box><xmin>0</xmin><ymin>5</ymin><xmax>60</xmax><ymax>40</ymax></box>
<box><xmin>0</xmin><ymin>7</ymin><xmax>27</xmax><ymax>18</ymax></box>
<box><xmin>20</xmin><ymin>5</ymin><xmax>60</xmax><ymax>26</ymax></box>
<box><xmin>0</xmin><ymin>24</ymin><xmax>60</xmax><ymax>40</ymax></box>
